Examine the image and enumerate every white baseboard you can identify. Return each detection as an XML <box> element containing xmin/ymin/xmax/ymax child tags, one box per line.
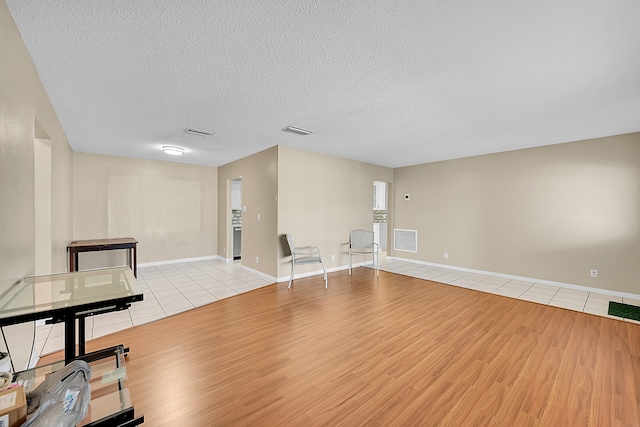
<box><xmin>136</xmin><ymin>255</ymin><xmax>635</xmax><ymax>301</ymax></box>
<box><xmin>275</xmin><ymin>261</ymin><xmax>371</xmax><ymax>283</ymax></box>
<box><xmin>239</xmin><ymin>265</ymin><xmax>277</xmax><ymax>282</ymax></box>
<box><xmin>138</xmin><ymin>256</ymin><xmax>375</xmax><ymax>285</ymax></box>
<box><xmin>138</xmin><ymin>255</ymin><xmax>217</xmax><ymax>268</ymax></box>
<box><xmin>387</xmin><ymin>256</ymin><xmax>640</xmax><ymax>300</ymax></box>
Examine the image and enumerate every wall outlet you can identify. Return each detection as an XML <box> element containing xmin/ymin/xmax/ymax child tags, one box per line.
<box><xmin>590</xmin><ymin>269</ymin><xmax>598</xmax><ymax>278</ymax></box>
<box><xmin>444</xmin><ymin>252</ymin><xmax>449</xmax><ymax>259</ymax></box>
<box><xmin>257</xmin><ymin>213</ymin><xmax>261</xmax><ymax>221</ymax></box>
<box><xmin>331</xmin><ymin>254</ymin><xmax>336</xmax><ymax>261</ymax></box>
<box><xmin>242</xmin><ymin>205</ymin><xmax>246</xmax><ymax>212</ymax></box>
<box><xmin>255</xmin><ymin>256</ymin><xmax>259</xmax><ymax>264</ymax></box>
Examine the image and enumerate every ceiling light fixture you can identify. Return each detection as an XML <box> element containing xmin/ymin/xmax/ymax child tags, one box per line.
<box><xmin>162</xmin><ymin>145</ymin><xmax>185</xmax><ymax>156</ymax></box>
<box><xmin>283</xmin><ymin>125</ymin><xmax>313</xmax><ymax>135</ymax></box>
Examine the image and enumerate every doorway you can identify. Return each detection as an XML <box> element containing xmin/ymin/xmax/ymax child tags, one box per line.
<box><xmin>231</xmin><ymin>179</ymin><xmax>242</xmax><ymax>260</ymax></box>
<box><xmin>373</xmin><ymin>181</ymin><xmax>388</xmax><ymax>256</ymax></box>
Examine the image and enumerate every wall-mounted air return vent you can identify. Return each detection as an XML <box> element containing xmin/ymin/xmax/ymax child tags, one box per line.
<box><xmin>185</xmin><ymin>127</ymin><xmax>214</xmax><ymax>136</ymax></box>
<box><xmin>394</xmin><ymin>229</ymin><xmax>417</xmax><ymax>253</ymax></box>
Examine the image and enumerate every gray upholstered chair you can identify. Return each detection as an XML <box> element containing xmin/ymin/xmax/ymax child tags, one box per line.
<box><xmin>348</xmin><ymin>229</ymin><xmax>379</xmax><ymax>276</ymax></box>
<box><xmin>285</xmin><ymin>234</ymin><xmax>328</xmax><ymax>289</ymax></box>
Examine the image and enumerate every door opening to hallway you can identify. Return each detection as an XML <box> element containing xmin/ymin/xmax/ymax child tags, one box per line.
<box><xmin>231</xmin><ymin>179</ymin><xmax>242</xmax><ymax>261</ymax></box>
<box><xmin>373</xmin><ymin>181</ymin><xmax>388</xmax><ymax>257</ymax></box>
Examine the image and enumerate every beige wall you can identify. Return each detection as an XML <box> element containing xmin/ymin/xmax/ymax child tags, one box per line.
<box><xmin>277</xmin><ymin>146</ymin><xmax>393</xmax><ymax>279</ymax></box>
<box><xmin>73</xmin><ymin>153</ymin><xmax>217</xmax><ymax>266</ymax></box>
<box><xmin>218</xmin><ymin>146</ymin><xmax>278</xmax><ymax>277</ymax></box>
<box><xmin>393</xmin><ymin>133</ymin><xmax>640</xmax><ymax>294</ymax></box>
<box><xmin>0</xmin><ymin>0</ymin><xmax>74</xmax><ymax>368</ymax></box>
<box><xmin>3</xmin><ymin>0</ymin><xmax>638</xmax><ymax>302</ymax></box>
<box><xmin>1</xmin><ymin>0</ymin><xmax>73</xmax><ymax>284</ymax></box>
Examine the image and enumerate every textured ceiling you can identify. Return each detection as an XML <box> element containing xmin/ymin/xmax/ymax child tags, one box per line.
<box><xmin>6</xmin><ymin>0</ymin><xmax>640</xmax><ymax>168</ymax></box>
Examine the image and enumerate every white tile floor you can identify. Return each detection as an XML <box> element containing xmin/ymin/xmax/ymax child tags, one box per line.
<box><xmin>378</xmin><ymin>258</ymin><xmax>638</xmax><ymax>324</ymax></box>
<box><xmin>34</xmin><ymin>259</ymin><xmax>274</xmax><ymax>357</ymax></box>
<box><xmin>34</xmin><ymin>257</ymin><xmax>639</xmax><ymax>358</ymax></box>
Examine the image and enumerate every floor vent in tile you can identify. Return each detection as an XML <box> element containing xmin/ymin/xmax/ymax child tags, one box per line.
<box><xmin>608</xmin><ymin>301</ymin><xmax>640</xmax><ymax>321</ymax></box>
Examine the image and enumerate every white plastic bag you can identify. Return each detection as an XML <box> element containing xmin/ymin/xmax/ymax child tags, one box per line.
<box><xmin>22</xmin><ymin>360</ymin><xmax>92</xmax><ymax>427</ymax></box>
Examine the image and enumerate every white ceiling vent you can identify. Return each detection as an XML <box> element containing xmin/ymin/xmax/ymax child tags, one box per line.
<box><xmin>185</xmin><ymin>128</ymin><xmax>214</xmax><ymax>137</ymax></box>
<box><xmin>283</xmin><ymin>125</ymin><xmax>313</xmax><ymax>135</ymax></box>
<box><xmin>394</xmin><ymin>229</ymin><xmax>418</xmax><ymax>253</ymax></box>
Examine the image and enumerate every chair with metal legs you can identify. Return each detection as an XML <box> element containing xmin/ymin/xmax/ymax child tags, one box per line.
<box><xmin>348</xmin><ymin>229</ymin><xmax>379</xmax><ymax>276</ymax></box>
<box><xmin>285</xmin><ymin>234</ymin><xmax>328</xmax><ymax>289</ymax></box>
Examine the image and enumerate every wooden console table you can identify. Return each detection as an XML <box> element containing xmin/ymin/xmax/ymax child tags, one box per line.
<box><xmin>68</xmin><ymin>238</ymin><xmax>138</xmax><ymax>278</ymax></box>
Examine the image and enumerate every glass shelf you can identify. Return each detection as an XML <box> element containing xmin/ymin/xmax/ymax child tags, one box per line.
<box><xmin>13</xmin><ymin>345</ymin><xmax>143</xmax><ymax>426</ymax></box>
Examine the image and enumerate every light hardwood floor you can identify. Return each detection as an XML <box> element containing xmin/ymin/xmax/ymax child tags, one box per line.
<box><xmin>42</xmin><ymin>268</ymin><xmax>640</xmax><ymax>426</ymax></box>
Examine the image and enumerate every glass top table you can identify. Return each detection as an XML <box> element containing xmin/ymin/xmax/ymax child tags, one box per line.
<box><xmin>0</xmin><ymin>268</ymin><xmax>143</xmax><ymax>362</ymax></box>
<box><xmin>13</xmin><ymin>345</ymin><xmax>143</xmax><ymax>426</ymax></box>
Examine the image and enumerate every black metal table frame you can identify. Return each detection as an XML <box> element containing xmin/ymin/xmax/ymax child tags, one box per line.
<box><xmin>0</xmin><ymin>285</ymin><xmax>142</xmax><ymax>362</ymax></box>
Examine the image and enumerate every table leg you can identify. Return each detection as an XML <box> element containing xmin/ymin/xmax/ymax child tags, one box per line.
<box><xmin>65</xmin><ymin>316</ymin><xmax>76</xmax><ymax>363</ymax></box>
<box><xmin>133</xmin><ymin>245</ymin><xmax>137</xmax><ymax>278</ymax></box>
<box><xmin>69</xmin><ymin>249</ymin><xmax>75</xmax><ymax>273</ymax></box>
<box><xmin>79</xmin><ymin>316</ymin><xmax>86</xmax><ymax>356</ymax></box>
